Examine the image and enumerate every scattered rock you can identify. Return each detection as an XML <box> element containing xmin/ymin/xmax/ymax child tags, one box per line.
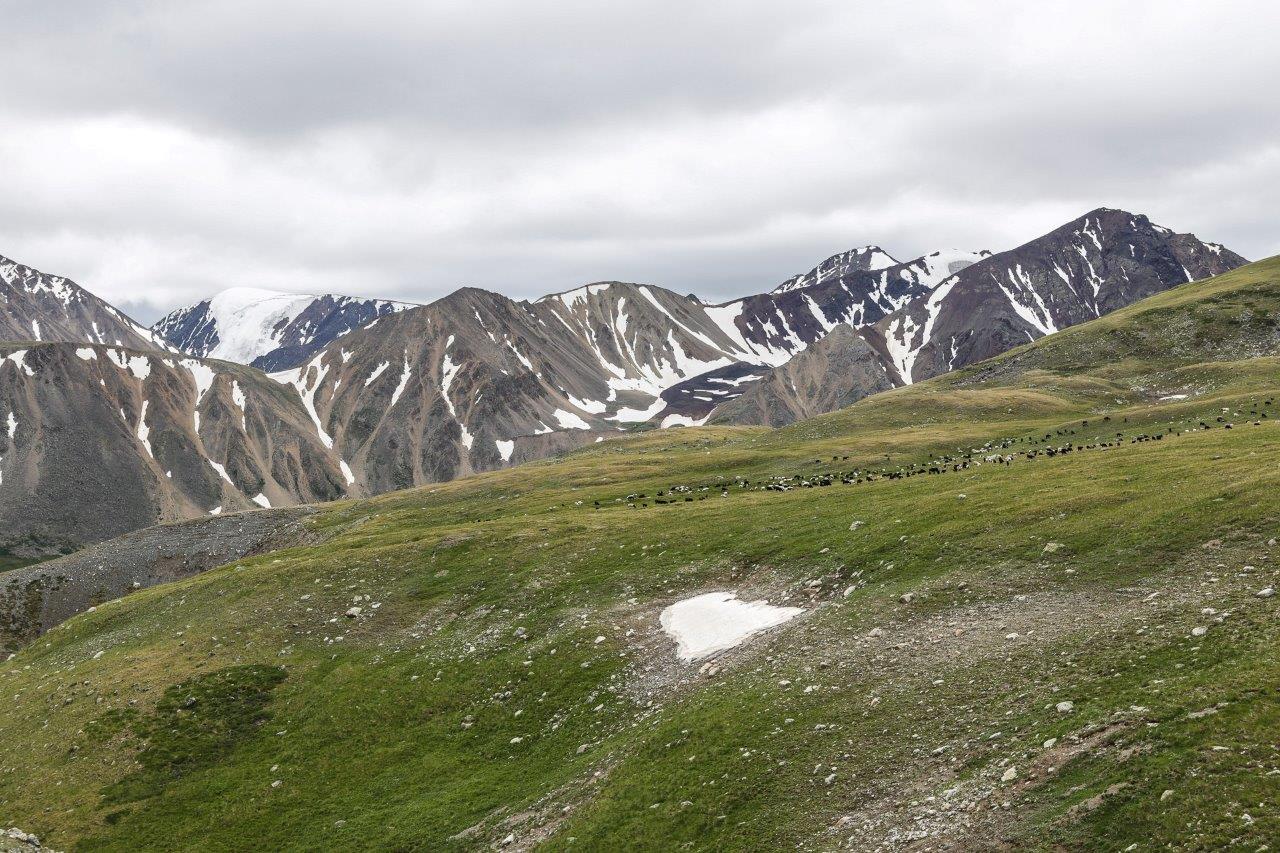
<box><xmin>899</xmin><ymin>592</ymin><xmax>916</xmax><ymax>604</ymax></box>
<box><xmin>3</xmin><ymin>828</ymin><xmax>56</xmax><ymax>852</ymax></box>
<box><xmin>1191</xmin><ymin>626</ymin><xmax>1207</xmax><ymax>637</ymax></box>
<box><xmin>1000</xmin><ymin>766</ymin><xmax>1018</xmax><ymax>782</ymax></box>
<box><xmin>1160</xmin><ymin>789</ymin><xmax>1175</xmax><ymax>802</ymax></box>
<box><xmin>1256</xmin><ymin>587</ymin><xmax>1275</xmax><ymax>598</ymax></box>
<box><xmin>1056</xmin><ymin>701</ymin><xmax>1075</xmax><ymax>714</ymax></box>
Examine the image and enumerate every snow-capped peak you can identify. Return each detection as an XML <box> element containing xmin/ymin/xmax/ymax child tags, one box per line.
<box><xmin>198</xmin><ymin>288</ymin><xmax>321</xmax><ymax>364</ymax></box>
<box><xmin>154</xmin><ymin>287</ymin><xmax>415</xmax><ymax>371</ymax></box>
<box><xmin>773</xmin><ymin>245</ymin><xmax>901</xmax><ymax>294</ymax></box>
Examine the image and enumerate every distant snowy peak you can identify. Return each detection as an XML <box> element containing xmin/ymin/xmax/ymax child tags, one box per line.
<box><xmin>0</xmin><ymin>252</ymin><xmax>170</xmax><ymax>351</ymax></box>
<box><xmin>773</xmin><ymin>245</ymin><xmax>900</xmax><ymax>293</ymax></box>
<box><xmin>154</xmin><ymin>286</ymin><xmax>416</xmax><ymax>372</ymax></box>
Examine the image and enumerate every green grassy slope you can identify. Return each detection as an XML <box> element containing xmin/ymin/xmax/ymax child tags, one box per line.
<box><xmin>2</xmin><ymin>258</ymin><xmax>1280</xmax><ymax>851</ymax></box>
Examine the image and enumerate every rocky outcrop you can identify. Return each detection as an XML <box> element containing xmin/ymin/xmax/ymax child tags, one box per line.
<box><xmin>1</xmin><ymin>827</ymin><xmax>59</xmax><ymax>853</ymax></box>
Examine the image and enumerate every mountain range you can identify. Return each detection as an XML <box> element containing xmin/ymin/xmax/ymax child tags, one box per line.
<box><xmin>0</xmin><ymin>208</ymin><xmax>1247</xmax><ymax>555</ymax></box>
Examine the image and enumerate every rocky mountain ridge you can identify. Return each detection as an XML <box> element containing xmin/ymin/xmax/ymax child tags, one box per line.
<box><xmin>0</xmin><ymin>343</ymin><xmax>349</xmax><ymax>556</ymax></box>
<box><xmin>0</xmin><ymin>253</ymin><xmax>169</xmax><ymax>352</ymax></box>
<box><xmin>711</xmin><ymin>209</ymin><xmax>1247</xmax><ymax>425</ymax></box>
<box><xmin>873</xmin><ymin>208</ymin><xmax>1248</xmax><ymax>384</ymax></box>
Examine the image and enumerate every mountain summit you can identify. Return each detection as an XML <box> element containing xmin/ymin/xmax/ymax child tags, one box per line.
<box><xmin>0</xmin><ymin>253</ymin><xmax>169</xmax><ymax>351</ymax></box>
<box><xmin>153</xmin><ymin>287</ymin><xmax>415</xmax><ymax>372</ymax></box>
<box><xmin>771</xmin><ymin>245</ymin><xmax>904</xmax><ymax>293</ymax></box>
<box><xmin>711</xmin><ymin>209</ymin><xmax>1247</xmax><ymax>425</ymax></box>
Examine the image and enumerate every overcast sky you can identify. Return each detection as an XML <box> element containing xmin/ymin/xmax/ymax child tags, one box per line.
<box><xmin>2</xmin><ymin>1</ymin><xmax>1277</xmax><ymax>323</ymax></box>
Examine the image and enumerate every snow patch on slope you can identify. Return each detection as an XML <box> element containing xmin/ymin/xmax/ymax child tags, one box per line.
<box><xmin>660</xmin><ymin>592</ymin><xmax>804</xmax><ymax>661</ymax></box>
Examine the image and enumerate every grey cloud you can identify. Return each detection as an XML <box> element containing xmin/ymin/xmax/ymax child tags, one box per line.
<box><xmin>0</xmin><ymin>1</ymin><xmax>1276</xmax><ymax>323</ymax></box>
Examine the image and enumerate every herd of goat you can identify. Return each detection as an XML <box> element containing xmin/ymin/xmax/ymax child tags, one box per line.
<box><xmin>587</xmin><ymin>399</ymin><xmax>1276</xmax><ymax>510</ymax></box>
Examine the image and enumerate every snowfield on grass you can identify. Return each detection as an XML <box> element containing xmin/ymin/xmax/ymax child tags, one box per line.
<box><xmin>659</xmin><ymin>592</ymin><xmax>804</xmax><ymax>661</ymax></box>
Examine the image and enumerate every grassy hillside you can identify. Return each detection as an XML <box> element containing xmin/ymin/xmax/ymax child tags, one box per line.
<box><xmin>2</xmin><ymin>257</ymin><xmax>1280</xmax><ymax>851</ymax></box>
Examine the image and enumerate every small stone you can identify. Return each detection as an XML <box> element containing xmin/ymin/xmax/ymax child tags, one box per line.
<box><xmin>1160</xmin><ymin>789</ymin><xmax>1175</xmax><ymax>802</ymax></box>
<box><xmin>1256</xmin><ymin>587</ymin><xmax>1275</xmax><ymax>598</ymax></box>
<box><xmin>1191</xmin><ymin>626</ymin><xmax>1207</xmax><ymax>637</ymax></box>
<box><xmin>867</xmin><ymin>627</ymin><xmax>884</xmax><ymax>639</ymax></box>
<box><xmin>1042</xmin><ymin>738</ymin><xmax>1057</xmax><ymax>749</ymax></box>
<box><xmin>899</xmin><ymin>592</ymin><xmax>916</xmax><ymax>604</ymax></box>
<box><xmin>344</xmin><ymin>606</ymin><xmax>362</xmax><ymax>618</ymax></box>
<box><xmin>271</xmin><ymin>780</ymin><xmax>282</xmax><ymax>788</ymax></box>
<box><xmin>1056</xmin><ymin>701</ymin><xmax>1074</xmax><ymax>714</ymax></box>
<box><xmin>1043</xmin><ymin>542</ymin><xmax>1063</xmax><ymax>553</ymax></box>
<box><xmin>1001</xmin><ymin>766</ymin><xmax>1018</xmax><ymax>782</ymax></box>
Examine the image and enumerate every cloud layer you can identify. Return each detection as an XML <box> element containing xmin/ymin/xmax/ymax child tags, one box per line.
<box><xmin>3</xmin><ymin>0</ymin><xmax>1277</xmax><ymax>322</ymax></box>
